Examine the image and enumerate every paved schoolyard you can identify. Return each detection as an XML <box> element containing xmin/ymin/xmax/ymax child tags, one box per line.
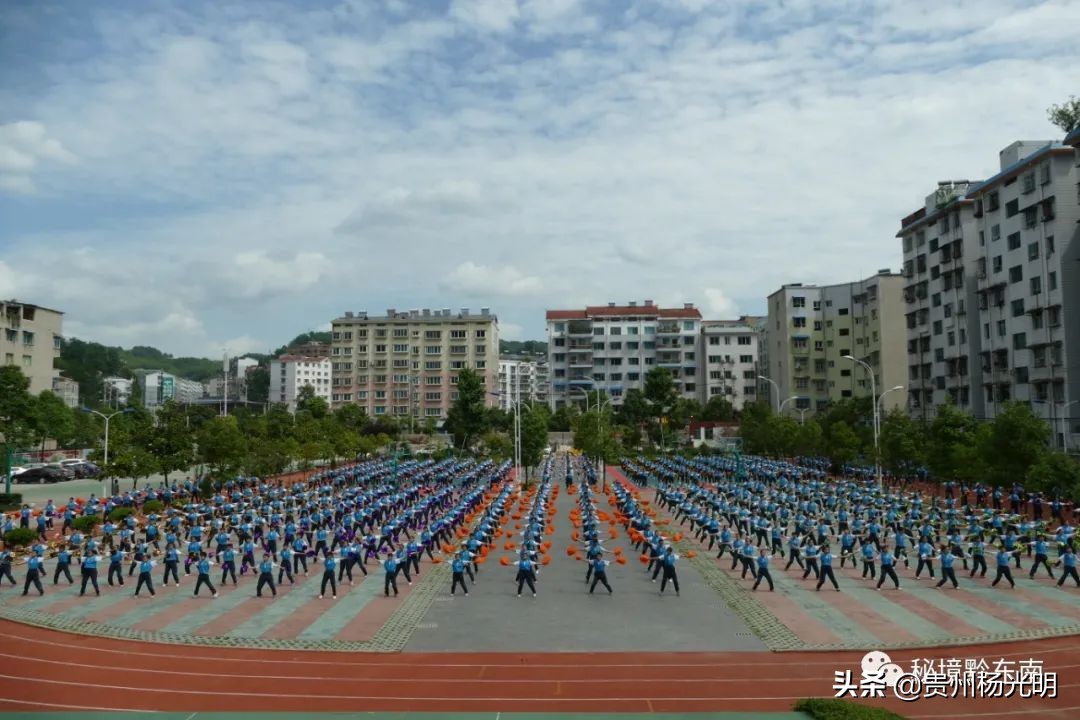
<box><xmin>406</xmin><ymin>465</ymin><xmax>764</xmax><ymax>652</ymax></box>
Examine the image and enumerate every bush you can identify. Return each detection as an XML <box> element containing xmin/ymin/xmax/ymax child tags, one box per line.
<box><xmin>107</xmin><ymin>507</ymin><xmax>134</xmax><ymax>522</ymax></box>
<box><xmin>142</xmin><ymin>500</ymin><xmax>164</xmax><ymax>514</ymax></box>
<box><xmin>3</xmin><ymin>527</ymin><xmax>37</xmax><ymax>547</ymax></box>
<box><xmin>0</xmin><ymin>493</ymin><xmax>22</xmax><ymax>511</ymax></box>
<box><xmin>71</xmin><ymin>515</ymin><xmax>101</xmax><ymax>533</ymax></box>
<box><xmin>794</xmin><ymin>698</ymin><xmax>908</xmax><ymax>720</ymax></box>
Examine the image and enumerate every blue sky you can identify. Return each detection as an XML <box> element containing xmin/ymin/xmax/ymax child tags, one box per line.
<box><xmin>1</xmin><ymin>0</ymin><xmax>1077</xmax><ymax>357</ymax></box>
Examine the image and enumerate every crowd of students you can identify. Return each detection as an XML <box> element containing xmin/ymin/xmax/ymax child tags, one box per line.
<box><xmin>1</xmin><ymin>457</ymin><xmax>513</xmax><ymax>599</ymax></box>
<box><xmin>621</xmin><ymin>455</ymin><xmax>1079</xmax><ymax>593</ymax></box>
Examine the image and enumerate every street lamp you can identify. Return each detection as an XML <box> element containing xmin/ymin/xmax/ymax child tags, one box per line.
<box><xmin>842</xmin><ymin>355</ymin><xmax>882</xmax><ymax>490</ymax></box>
<box><xmin>81</xmin><ymin>407</ymin><xmax>134</xmax><ymax>496</ymax></box>
<box><xmin>779</xmin><ymin>395</ymin><xmax>800</xmax><ymax>415</ymax></box>
<box><xmin>759</xmin><ymin>376</ymin><xmax>780</xmax><ymax>413</ymax></box>
<box><xmin>489</xmin><ymin>391</ymin><xmax>521</xmax><ymax>484</ymax></box>
<box><xmin>797</xmin><ymin>407</ymin><xmax>810</xmax><ymax>425</ymax></box>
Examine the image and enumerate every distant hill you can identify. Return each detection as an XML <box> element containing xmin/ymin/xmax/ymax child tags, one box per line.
<box><xmin>499</xmin><ymin>340</ymin><xmax>547</xmax><ymax>356</ymax></box>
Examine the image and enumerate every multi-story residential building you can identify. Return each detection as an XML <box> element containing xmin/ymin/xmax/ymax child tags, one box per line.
<box><xmin>546</xmin><ymin>301</ymin><xmax>703</xmax><ymax>408</ymax></box>
<box><xmin>898</xmin><ymin>134</ymin><xmax>1079</xmax><ymax>449</ymax></box>
<box><xmin>138</xmin><ymin>370</ymin><xmax>205</xmax><ymax>408</ymax></box>
<box><xmin>700</xmin><ymin>317</ymin><xmax>764</xmax><ymax>410</ymax></box>
<box><xmin>329</xmin><ymin>307</ymin><xmax>499</xmax><ymax>422</ymax></box>
<box><xmin>497</xmin><ymin>358</ymin><xmax>550</xmax><ymax>409</ymax></box>
<box><xmin>102</xmin><ymin>376</ymin><xmax>133</xmax><ymax>406</ymax></box>
<box><xmin>765</xmin><ymin>271</ymin><xmax>907</xmax><ymax>415</ymax></box>
<box><xmin>0</xmin><ymin>300</ymin><xmax>63</xmax><ymax>395</ymax></box>
<box><xmin>899</xmin><ymin>180</ymin><xmax>983</xmax><ymax>419</ymax></box>
<box><xmin>269</xmin><ymin>355</ymin><xmax>332</xmax><ymax>412</ymax></box>
<box><xmin>51</xmin><ymin>374</ymin><xmax>80</xmax><ymax>408</ymax></box>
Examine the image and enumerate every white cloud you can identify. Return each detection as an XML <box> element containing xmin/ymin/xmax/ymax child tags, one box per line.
<box><xmin>499</xmin><ymin>321</ymin><xmax>523</xmax><ymax>340</ymax></box>
<box><xmin>441</xmin><ymin>262</ymin><xmax>544</xmax><ymax>297</ymax></box>
<box><xmin>2</xmin><ymin>0</ymin><xmax>1077</xmax><ymax>352</ymax></box>
<box><xmin>0</xmin><ymin>261</ymin><xmax>18</xmax><ymax>296</ymax></box>
<box><xmin>0</xmin><ymin>121</ymin><xmax>77</xmax><ymax>194</ymax></box>
<box><xmin>702</xmin><ymin>288</ymin><xmax>740</xmax><ymax>319</ymax></box>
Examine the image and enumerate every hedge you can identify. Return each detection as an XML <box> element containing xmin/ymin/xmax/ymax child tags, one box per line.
<box><xmin>0</xmin><ymin>493</ymin><xmax>22</xmax><ymax>511</ymax></box>
<box><xmin>71</xmin><ymin>515</ymin><xmax>101</xmax><ymax>533</ymax></box>
<box><xmin>795</xmin><ymin>699</ymin><xmax>908</xmax><ymax>720</ymax></box>
<box><xmin>142</xmin><ymin>500</ymin><xmax>164</xmax><ymax>514</ymax></box>
<box><xmin>107</xmin><ymin>507</ymin><xmax>135</xmax><ymax>522</ymax></box>
<box><xmin>3</xmin><ymin>527</ymin><xmax>37</xmax><ymax>547</ymax></box>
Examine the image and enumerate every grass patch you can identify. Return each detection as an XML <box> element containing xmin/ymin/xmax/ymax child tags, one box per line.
<box><xmin>795</xmin><ymin>698</ymin><xmax>908</xmax><ymax>720</ymax></box>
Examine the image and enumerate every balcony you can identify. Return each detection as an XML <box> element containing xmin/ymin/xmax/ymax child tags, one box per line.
<box><xmin>657</xmin><ymin>322</ymin><xmax>680</xmax><ymax>334</ymax></box>
<box><xmin>567</xmin><ymin>321</ymin><xmax>593</xmax><ymax>337</ymax></box>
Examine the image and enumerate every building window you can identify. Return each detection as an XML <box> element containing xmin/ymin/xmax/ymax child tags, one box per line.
<box><xmin>1011</xmin><ymin>299</ymin><xmax>1024</xmax><ymax>317</ymax></box>
<box><xmin>1028</xmin><ymin>242</ymin><xmax>1040</xmax><ymax>261</ymax></box>
<box><xmin>792</xmin><ymin>296</ymin><xmax>805</xmax><ymax>308</ymax></box>
<box><xmin>1009</xmin><ymin>265</ymin><xmax>1023</xmax><ymax>284</ymax></box>
<box><xmin>21</xmin><ymin>331</ymin><xmax>33</xmax><ymax>346</ymax></box>
<box><xmin>22</xmin><ymin>355</ymin><xmax>31</xmax><ymax>368</ymax></box>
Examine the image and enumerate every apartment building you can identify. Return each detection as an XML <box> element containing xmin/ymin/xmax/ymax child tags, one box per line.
<box><xmin>51</xmin><ymin>375</ymin><xmax>80</xmax><ymax>408</ymax></box>
<box><xmin>546</xmin><ymin>301</ymin><xmax>703</xmax><ymax>408</ymax></box>
<box><xmin>102</xmin><ymin>376</ymin><xmax>133</xmax><ymax>406</ymax></box>
<box><xmin>269</xmin><ymin>355</ymin><xmax>332</xmax><ymax>412</ymax></box>
<box><xmin>0</xmin><ymin>300</ymin><xmax>63</xmax><ymax>395</ymax></box>
<box><xmin>329</xmin><ymin>307</ymin><xmax>499</xmax><ymax>422</ymax></box>
<box><xmin>497</xmin><ymin>358</ymin><xmax>550</xmax><ymax>409</ymax></box>
<box><xmin>138</xmin><ymin>370</ymin><xmax>205</xmax><ymax>408</ymax></box>
<box><xmin>765</xmin><ymin>272</ymin><xmax>907</xmax><ymax>415</ymax></box>
<box><xmin>899</xmin><ymin>180</ymin><xmax>984</xmax><ymax>418</ymax></box>
<box><xmin>700</xmin><ymin>317</ymin><xmax>764</xmax><ymax>411</ymax></box>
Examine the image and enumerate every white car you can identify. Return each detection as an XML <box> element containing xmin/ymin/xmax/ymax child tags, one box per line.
<box><xmin>7</xmin><ymin>466</ymin><xmax>27</xmax><ymax>477</ymax></box>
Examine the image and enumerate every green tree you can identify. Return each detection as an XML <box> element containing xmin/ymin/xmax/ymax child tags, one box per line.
<box><xmin>793</xmin><ymin>419</ymin><xmax>824</xmax><ymax>457</ymax></box>
<box><xmin>925</xmin><ymin>403</ymin><xmax>982</xmax><ymax>481</ymax></box>
<box><xmin>825</xmin><ymin>421</ymin><xmax>862</xmax><ymax>467</ymax></box>
<box><xmin>520</xmin><ymin>405</ymin><xmax>549</xmax><ymax>482</ymax></box>
<box><xmin>1027</xmin><ymin>451</ymin><xmax>1080</xmax><ymax>500</ymax></box>
<box><xmin>146</xmin><ymin>400</ymin><xmax>195</xmax><ymax>483</ymax></box>
<box><xmin>31</xmin><ymin>391</ymin><xmax>75</xmax><ymax>454</ymax></box>
<box><xmin>480</xmin><ymin>431</ymin><xmax>513</xmax><ymax>460</ymax></box>
<box><xmin>879</xmin><ymin>409</ymin><xmax>926</xmax><ymax>474</ymax></box>
<box><xmin>979</xmin><ymin>402</ymin><xmax>1050</xmax><ymax>486</ymax></box>
<box><xmin>246</xmin><ymin>366</ymin><xmax>270</xmax><ymax>404</ymax></box>
<box><xmin>1048</xmin><ymin>95</ymin><xmax>1080</xmax><ymax>133</ymax></box>
<box><xmin>197</xmin><ymin>416</ymin><xmax>246</xmax><ymax>477</ymax></box>
<box><xmin>738</xmin><ymin>401</ymin><xmax>772</xmax><ymax>455</ymax></box>
<box><xmin>444</xmin><ymin>368</ymin><xmax>488</xmax><ymax>450</ymax></box>
<box><xmin>549</xmin><ymin>403</ymin><xmax>578</xmax><ymax>432</ymax></box>
<box><xmin>700</xmin><ymin>395</ymin><xmax>735</xmax><ymax>422</ymax></box>
<box><xmin>0</xmin><ymin>366</ymin><xmax>35</xmax><ymax>447</ymax></box>
<box><xmin>643</xmin><ymin>367</ymin><xmax>677</xmax><ymax>417</ymax></box>
<box><xmin>296</xmin><ymin>385</ymin><xmax>329</xmax><ymax>419</ymax></box>
<box><xmin>615</xmin><ymin>388</ymin><xmax>651</xmax><ymax>425</ymax></box>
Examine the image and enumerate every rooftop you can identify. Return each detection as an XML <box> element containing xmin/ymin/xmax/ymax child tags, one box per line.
<box><xmin>546</xmin><ymin>301</ymin><xmax>702</xmax><ymax>320</ymax></box>
<box><xmin>334</xmin><ymin>307</ymin><xmax>497</xmax><ymax>324</ymax></box>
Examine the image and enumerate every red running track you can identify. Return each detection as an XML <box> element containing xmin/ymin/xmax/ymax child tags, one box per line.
<box><xmin>0</xmin><ymin>620</ymin><xmax>1076</xmax><ymax>718</ymax></box>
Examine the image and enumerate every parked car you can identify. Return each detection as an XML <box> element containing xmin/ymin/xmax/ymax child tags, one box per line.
<box><xmin>45</xmin><ymin>463</ymin><xmax>76</xmax><ymax>480</ymax></box>
<box><xmin>7</xmin><ymin>466</ymin><xmax>28</xmax><ymax>477</ymax></box>
<box><xmin>78</xmin><ymin>462</ymin><xmax>102</xmax><ymax>478</ymax></box>
<box><xmin>16</xmin><ymin>466</ymin><xmax>68</xmax><ymax>484</ymax></box>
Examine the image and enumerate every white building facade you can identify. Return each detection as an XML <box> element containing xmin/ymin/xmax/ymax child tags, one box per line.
<box><xmin>546</xmin><ymin>301</ymin><xmax>703</xmax><ymax>408</ymax></box>
<box><xmin>269</xmin><ymin>355</ymin><xmax>333</xmax><ymax>412</ymax></box>
<box><xmin>700</xmin><ymin>318</ymin><xmax>764</xmax><ymax>410</ymax></box>
<box><xmin>497</xmin><ymin>358</ymin><xmax>549</xmax><ymax>409</ymax></box>
<box><xmin>139</xmin><ymin>371</ymin><xmax>205</xmax><ymax>408</ymax></box>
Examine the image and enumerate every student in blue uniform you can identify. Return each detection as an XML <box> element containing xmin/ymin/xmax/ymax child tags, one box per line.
<box><xmin>1056</xmin><ymin>549</ymin><xmax>1079</xmax><ymax>587</ymax></box>
<box><xmin>816</xmin><ymin>546</ymin><xmax>839</xmax><ymax>591</ymax></box>
<box><xmin>514</xmin><ymin>551</ymin><xmax>537</xmax><ymax>597</ymax></box>
<box><xmin>991</xmin><ymin>547</ymin><xmax>1016</xmax><ymax>589</ymax></box>
<box><xmin>968</xmin><ymin>539</ymin><xmax>987</xmax><ymax>578</ymax></box>
<box><xmin>134</xmin><ymin>558</ymin><xmax>155</xmax><ymax>597</ymax></box>
<box><xmin>383</xmin><ymin>553</ymin><xmax>400</xmax><ymax>597</ymax></box>
<box><xmin>278</xmin><ymin>546</ymin><xmax>295</xmax><ymax>585</ymax></box>
<box><xmin>320</xmin><ymin>555</ymin><xmax>338</xmax><ymax>599</ymax></box>
<box><xmin>935</xmin><ymin>544</ymin><xmax>959</xmax><ymax>589</ymax></box>
<box><xmin>915</xmin><ymin>540</ymin><xmax>935</xmax><ymax>579</ymax></box>
<box><xmin>53</xmin><ymin>548</ymin><xmax>74</xmax><ymax>585</ymax></box>
<box><xmin>79</xmin><ymin>553</ymin><xmax>101</xmax><ymax>596</ymax></box>
<box><xmin>107</xmin><ymin>548</ymin><xmax>125</xmax><ymax>586</ymax></box>
<box><xmin>658</xmin><ymin>546</ymin><xmax>679</xmax><ymax>596</ymax></box>
<box><xmin>1029</xmin><ymin>537</ymin><xmax>1055</xmax><ymax>580</ymax></box>
<box><xmin>450</xmin><ymin>553</ymin><xmax>469</xmax><ymax>596</ymax></box>
<box><xmin>752</xmin><ymin>548</ymin><xmax>774</xmax><ymax>591</ymax></box>
<box><xmin>875</xmin><ymin>548</ymin><xmax>900</xmax><ymax>590</ymax></box>
<box><xmin>163</xmin><ymin>544</ymin><xmax>181</xmax><ymax>587</ymax></box>
<box><xmin>860</xmin><ymin>542</ymin><xmax>877</xmax><ymax>579</ymax></box>
<box><xmin>220</xmin><ymin>544</ymin><xmax>238</xmax><ymax>585</ymax></box>
<box><xmin>193</xmin><ymin>553</ymin><xmax>218</xmax><ymax>597</ymax></box>
<box><xmin>22</xmin><ymin>556</ymin><xmax>45</xmax><ymax>596</ymax></box>
<box><xmin>589</xmin><ymin>557</ymin><xmax>613</xmax><ymax>594</ymax></box>
<box><xmin>0</xmin><ymin>549</ymin><xmax>14</xmax><ymax>585</ymax></box>
<box><xmin>256</xmin><ymin>554</ymin><xmax>277</xmax><ymax>598</ymax></box>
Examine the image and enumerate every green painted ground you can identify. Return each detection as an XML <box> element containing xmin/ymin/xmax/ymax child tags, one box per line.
<box><xmin>0</xmin><ymin>714</ymin><xmax>810</xmax><ymax>719</ymax></box>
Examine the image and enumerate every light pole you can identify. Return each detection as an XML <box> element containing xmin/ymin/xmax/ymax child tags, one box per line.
<box><xmin>81</xmin><ymin>407</ymin><xmax>133</xmax><ymax>496</ymax></box>
<box><xmin>593</xmin><ymin>394</ymin><xmax>612</xmax><ymax>492</ymax></box>
<box><xmin>843</xmin><ymin>355</ymin><xmax>881</xmax><ymax>489</ymax></box>
<box><xmin>489</xmin><ymin>392</ymin><xmax>520</xmax><ymax>484</ymax></box>
<box><xmin>797</xmin><ymin>407</ymin><xmax>810</xmax><ymax>425</ymax></box>
<box><xmin>779</xmin><ymin>395</ymin><xmax>799</xmax><ymax>415</ymax></box>
<box><xmin>759</xmin><ymin>376</ymin><xmax>780</xmax><ymax>413</ymax></box>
